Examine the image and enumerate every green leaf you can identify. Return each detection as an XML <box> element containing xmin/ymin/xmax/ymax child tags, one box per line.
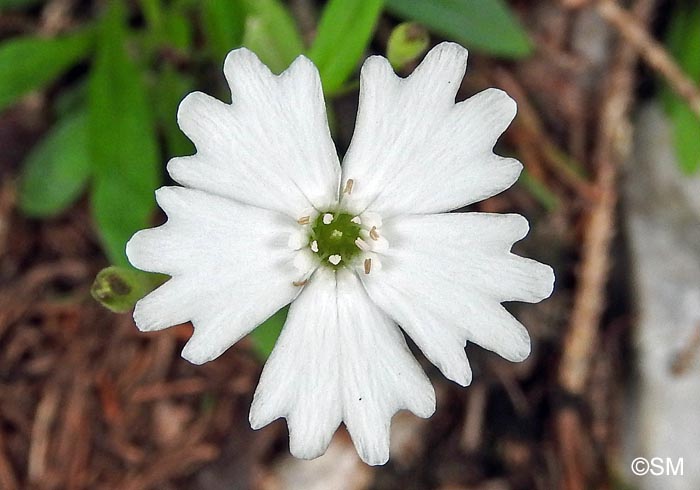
<box><xmin>307</xmin><ymin>0</ymin><xmax>383</xmax><ymax>94</ymax></box>
<box><xmin>0</xmin><ymin>0</ymin><xmax>43</xmax><ymax>10</ymax></box>
<box><xmin>18</xmin><ymin>112</ymin><xmax>91</xmax><ymax>217</ymax></box>
<box><xmin>386</xmin><ymin>22</ymin><xmax>429</xmax><ymax>71</ymax></box>
<box><xmin>249</xmin><ymin>306</ymin><xmax>288</xmax><ymax>359</ymax></box>
<box><xmin>91</xmin><ymin>266</ymin><xmax>167</xmax><ymax>313</ymax></box>
<box><xmin>241</xmin><ymin>0</ymin><xmax>304</xmax><ymax>73</ymax></box>
<box><xmin>152</xmin><ymin>66</ymin><xmax>195</xmax><ymax>157</ymax></box>
<box><xmin>384</xmin><ymin>0</ymin><xmax>532</xmax><ymax>58</ymax></box>
<box><xmin>201</xmin><ymin>0</ymin><xmax>246</xmax><ymax>61</ymax></box>
<box><xmin>165</xmin><ymin>14</ymin><xmax>192</xmax><ymax>52</ymax></box>
<box><xmin>663</xmin><ymin>2</ymin><xmax>700</xmax><ymax>174</ymax></box>
<box><xmin>89</xmin><ymin>2</ymin><xmax>160</xmax><ymax>266</ymax></box>
<box><xmin>0</xmin><ymin>29</ymin><xmax>93</xmax><ymax>112</ymax></box>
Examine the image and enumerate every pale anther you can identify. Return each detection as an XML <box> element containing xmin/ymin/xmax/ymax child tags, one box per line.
<box><xmin>364</xmin><ymin>258</ymin><xmax>372</xmax><ymax>275</ymax></box>
<box><xmin>323</xmin><ymin>213</ymin><xmax>334</xmax><ymax>225</ymax></box>
<box><xmin>297</xmin><ymin>216</ymin><xmax>310</xmax><ymax>225</ymax></box>
<box><xmin>369</xmin><ymin>226</ymin><xmax>380</xmax><ymax>241</ymax></box>
<box><xmin>311</xmin><ymin>240</ymin><xmax>319</xmax><ymax>253</ymax></box>
<box><xmin>351</xmin><ymin>216</ymin><xmax>361</xmax><ymax>225</ymax></box>
<box><xmin>355</xmin><ymin>238</ymin><xmax>370</xmax><ymax>251</ymax></box>
<box><xmin>343</xmin><ymin>179</ymin><xmax>354</xmax><ymax>195</ymax></box>
<box><xmin>328</xmin><ymin>254</ymin><xmax>342</xmax><ymax>265</ymax></box>
<box><xmin>292</xmin><ymin>279</ymin><xmax>308</xmax><ymax>287</ymax></box>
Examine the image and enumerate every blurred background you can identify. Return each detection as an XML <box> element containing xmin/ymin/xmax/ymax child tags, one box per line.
<box><xmin>1</xmin><ymin>0</ymin><xmax>699</xmax><ymax>489</ymax></box>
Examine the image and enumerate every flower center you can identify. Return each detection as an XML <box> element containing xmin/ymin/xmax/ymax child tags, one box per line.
<box><xmin>310</xmin><ymin>212</ymin><xmax>362</xmax><ymax>268</ymax></box>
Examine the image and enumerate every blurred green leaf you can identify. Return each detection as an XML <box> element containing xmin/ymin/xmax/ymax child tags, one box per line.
<box><xmin>241</xmin><ymin>0</ymin><xmax>304</xmax><ymax>73</ymax></box>
<box><xmin>0</xmin><ymin>0</ymin><xmax>43</xmax><ymax>10</ymax></box>
<box><xmin>384</xmin><ymin>0</ymin><xmax>532</xmax><ymax>58</ymax></box>
<box><xmin>663</xmin><ymin>2</ymin><xmax>700</xmax><ymax>174</ymax></box>
<box><xmin>250</xmin><ymin>306</ymin><xmax>288</xmax><ymax>359</ymax></box>
<box><xmin>519</xmin><ymin>170</ymin><xmax>559</xmax><ymax>211</ymax></box>
<box><xmin>89</xmin><ymin>1</ymin><xmax>160</xmax><ymax>266</ymax></box>
<box><xmin>0</xmin><ymin>29</ymin><xmax>93</xmax><ymax>112</ymax></box>
<box><xmin>19</xmin><ymin>112</ymin><xmax>91</xmax><ymax>217</ymax></box>
<box><xmin>387</xmin><ymin>22</ymin><xmax>429</xmax><ymax>71</ymax></box>
<box><xmin>164</xmin><ymin>6</ymin><xmax>194</xmax><ymax>51</ymax></box>
<box><xmin>307</xmin><ymin>0</ymin><xmax>383</xmax><ymax>94</ymax></box>
<box><xmin>153</xmin><ymin>66</ymin><xmax>195</xmax><ymax>157</ymax></box>
<box><xmin>202</xmin><ymin>0</ymin><xmax>246</xmax><ymax>61</ymax></box>
<box><xmin>91</xmin><ymin>266</ymin><xmax>167</xmax><ymax>313</ymax></box>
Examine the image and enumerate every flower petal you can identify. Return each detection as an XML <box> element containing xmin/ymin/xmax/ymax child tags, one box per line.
<box><xmin>360</xmin><ymin>213</ymin><xmax>554</xmax><ymax>384</ymax></box>
<box><xmin>126</xmin><ymin>186</ymin><xmax>304</xmax><ymax>364</ymax></box>
<box><xmin>168</xmin><ymin>49</ymin><xmax>341</xmax><ymax>218</ymax></box>
<box><xmin>249</xmin><ymin>268</ymin><xmax>343</xmax><ymax>460</ymax></box>
<box><xmin>250</xmin><ymin>268</ymin><xmax>435</xmax><ymax>465</ymax></box>
<box><xmin>336</xmin><ymin>269</ymin><xmax>435</xmax><ymax>465</ymax></box>
<box><xmin>340</xmin><ymin>42</ymin><xmax>521</xmax><ymax>217</ymax></box>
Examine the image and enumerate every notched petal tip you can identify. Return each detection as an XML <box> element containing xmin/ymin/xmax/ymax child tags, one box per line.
<box><xmin>360</xmin><ymin>54</ymin><xmax>398</xmax><ymax>82</ymax></box>
<box><xmin>429</xmin><ymin>41</ymin><xmax>469</xmax><ymax>63</ymax></box>
<box><xmin>412</xmin><ymin>388</ymin><xmax>437</xmax><ymax>419</ymax></box>
<box><xmin>505</xmin><ymin>330</ymin><xmax>532</xmax><ymax>363</ymax></box>
<box><xmin>223</xmin><ymin>46</ymin><xmax>265</xmax><ymax>72</ymax></box>
<box><xmin>482</xmin><ymin>87</ymin><xmax>518</xmax><ymax>121</ymax></box>
<box><xmin>357</xmin><ymin>442</ymin><xmax>390</xmax><ymax>467</ymax></box>
<box><xmin>498</xmin><ymin>213</ymin><xmax>531</xmax><ymax>245</ymax></box>
<box><xmin>223</xmin><ymin>47</ymin><xmax>274</xmax><ymax>91</ymax></box>
<box><xmin>125</xmin><ymin>229</ymin><xmax>160</xmax><ymax>273</ymax></box>
<box><xmin>537</xmin><ymin>263</ymin><xmax>556</xmax><ymax>301</ymax></box>
<box><xmin>181</xmin><ymin>335</ymin><xmax>219</xmax><ymax>365</ymax></box>
<box><xmin>132</xmin><ymin>299</ymin><xmax>160</xmax><ymax>333</ymax></box>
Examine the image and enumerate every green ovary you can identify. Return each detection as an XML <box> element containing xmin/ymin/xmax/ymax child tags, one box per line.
<box><xmin>311</xmin><ymin>212</ymin><xmax>362</xmax><ymax>267</ymax></box>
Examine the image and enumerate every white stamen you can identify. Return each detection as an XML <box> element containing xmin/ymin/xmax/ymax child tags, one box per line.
<box><xmin>351</xmin><ymin>216</ymin><xmax>361</xmax><ymax>225</ymax></box>
<box><xmin>310</xmin><ymin>240</ymin><xmax>319</xmax><ymax>253</ymax></box>
<box><xmin>297</xmin><ymin>216</ymin><xmax>310</xmax><ymax>225</ymax></box>
<box><xmin>355</xmin><ymin>237</ymin><xmax>370</xmax><ymax>251</ymax></box>
<box><xmin>322</xmin><ymin>213</ymin><xmax>334</xmax><ymax>225</ymax></box>
<box><xmin>328</xmin><ymin>254</ymin><xmax>342</xmax><ymax>265</ymax></box>
<box><xmin>369</xmin><ymin>226</ymin><xmax>380</xmax><ymax>241</ymax></box>
<box><xmin>343</xmin><ymin>179</ymin><xmax>354</xmax><ymax>194</ymax></box>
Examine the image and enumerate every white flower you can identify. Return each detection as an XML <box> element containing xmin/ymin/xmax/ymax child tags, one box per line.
<box><xmin>126</xmin><ymin>42</ymin><xmax>555</xmax><ymax>465</ymax></box>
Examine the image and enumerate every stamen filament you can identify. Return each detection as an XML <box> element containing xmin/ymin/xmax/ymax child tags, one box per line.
<box><xmin>343</xmin><ymin>179</ymin><xmax>354</xmax><ymax>194</ymax></box>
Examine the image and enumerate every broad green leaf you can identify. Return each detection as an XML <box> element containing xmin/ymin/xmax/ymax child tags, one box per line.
<box><xmin>201</xmin><ymin>0</ymin><xmax>246</xmax><ymax>61</ymax></box>
<box><xmin>249</xmin><ymin>306</ymin><xmax>288</xmax><ymax>359</ymax></box>
<box><xmin>384</xmin><ymin>0</ymin><xmax>532</xmax><ymax>58</ymax></box>
<box><xmin>89</xmin><ymin>2</ymin><xmax>160</xmax><ymax>266</ymax></box>
<box><xmin>0</xmin><ymin>29</ymin><xmax>93</xmax><ymax>112</ymax></box>
<box><xmin>663</xmin><ymin>2</ymin><xmax>700</xmax><ymax>174</ymax></box>
<box><xmin>387</xmin><ymin>22</ymin><xmax>429</xmax><ymax>71</ymax></box>
<box><xmin>91</xmin><ymin>266</ymin><xmax>168</xmax><ymax>313</ymax></box>
<box><xmin>307</xmin><ymin>0</ymin><xmax>383</xmax><ymax>94</ymax></box>
<box><xmin>19</xmin><ymin>112</ymin><xmax>91</xmax><ymax>217</ymax></box>
<box><xmin>241</xmin><ymin>0</ymin><xmax>304</xmax><ymax>73</ymax></box>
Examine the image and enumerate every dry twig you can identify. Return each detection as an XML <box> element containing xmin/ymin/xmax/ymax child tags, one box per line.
<box><xmin>597</xmin><ymin>0</ymin><xmax>700</xmax><ymax>118</ymax></box>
